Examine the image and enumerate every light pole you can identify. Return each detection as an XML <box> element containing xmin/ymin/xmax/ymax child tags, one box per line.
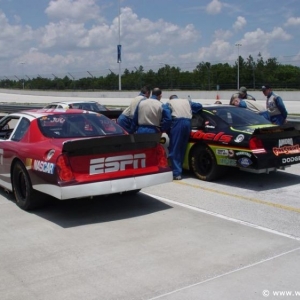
<box><xmin>117</xmin><ymin>0</ymin><xmax>122</xmax><ymax>91</ymax></box>
<box><xmin>235</xmin><ymin>43</ymin><xmax>242</xmax><ymax>89</ymax></box>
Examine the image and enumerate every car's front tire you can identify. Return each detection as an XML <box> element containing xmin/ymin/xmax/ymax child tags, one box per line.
<box><xmin>12</xmin><ymin>161</ymin><xmax>40</xmax><ymax>210</ymax></box>
<box><xmin>190</xmin><ymin>146</ymin><xmax>223</xmax><ymax>181</ymax></box>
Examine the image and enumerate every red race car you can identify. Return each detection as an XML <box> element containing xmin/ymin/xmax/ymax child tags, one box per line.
<box><xmin>0</xmin><ymin>109</ymin><xmax>172</xmax><ymax>210</ymax></box>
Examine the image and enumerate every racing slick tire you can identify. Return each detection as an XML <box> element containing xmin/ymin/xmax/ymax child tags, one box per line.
<box><xmin>190</xmin><ymin>145</ymin><xmax>224</xmax><ymax>181</ymax></box>
<box><xmin>12</xmin><ymin>161</ymin><xmax>41</xmax><ymax>210</ymax></box>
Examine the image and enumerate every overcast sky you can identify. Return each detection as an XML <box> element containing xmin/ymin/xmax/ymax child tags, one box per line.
<box><xmin>0</xmin><ymin>0</ymin><xmax>300</xmax><ymax>79</ymax></box>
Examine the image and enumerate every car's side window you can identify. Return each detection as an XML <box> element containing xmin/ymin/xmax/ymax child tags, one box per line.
<box><xmin>0</xmin><ymin>117</ymin><xmax>20</xmax><ymax>140</ymax></box>
<box><xmin>11</xmin><ymin>118</ymin><xmax>30</xmax><ymax>141</ymax></box>
<box><xmin>191</xmin><ymin>114</ymin><xmax>204</xmax><ymax>129</ymax></box>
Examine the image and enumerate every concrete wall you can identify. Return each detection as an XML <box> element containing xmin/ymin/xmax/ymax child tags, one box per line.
<box><xmin>0</xmin><ymin>88</ymin><xmax>299</xmax><ymax>102</ymax></box>
<box><xmin>1</xmin><ymin>88</ymin><xmax>300</xmax><ymax>114</ymax></box>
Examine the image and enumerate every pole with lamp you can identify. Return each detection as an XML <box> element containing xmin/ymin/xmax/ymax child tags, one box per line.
<box><xmin>117</xmin><ymin>0</ymin><xmax>122</xmax><ymax>91</ymax></box>
<box><xmin>235</xmin><ymin>43</ymin><xmax>242</xmax><ymax>89</ymax></box>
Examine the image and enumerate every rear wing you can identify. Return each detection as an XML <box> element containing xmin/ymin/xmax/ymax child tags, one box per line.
<box><xmin>62</xmin><ymin>133</ymin><xmax>161</xmax><ymax>156</ymax></box>
<box><xmin>252</xmin><ymin>125</ymin><xmax>300</xmax><ymax>138</ymax></box>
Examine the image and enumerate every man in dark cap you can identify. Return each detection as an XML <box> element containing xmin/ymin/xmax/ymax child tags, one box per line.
<box><xmin>230</xmin><ymin>86</ymin><xmax>256</xmax><ymax>104</ymax></box>
<box><xmin>262</xmin><ymin>85</ymin><xmax>288</xmax><ymax>125</ymax></box>
<box><xmin>131</xmin><ymin>88</ymin><xmax>172</xmax><ymax>134</ymax></box>
<box><xmin>117</xmin><ymin>85</ymin><xmax>151</xmax><ymax>133</ymax></box>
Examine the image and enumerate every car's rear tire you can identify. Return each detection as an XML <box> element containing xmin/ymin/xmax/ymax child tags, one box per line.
<box><xmin>190</xmin><ymin>146</ymin><xmax>224</xmax><ymax>181</ymax></box>
<box><xmin>12</xmin><ymin>161</ymin><xmax>40</xmax><ymax>210</ymax></box>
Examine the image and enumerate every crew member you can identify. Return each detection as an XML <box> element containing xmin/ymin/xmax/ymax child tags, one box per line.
<box><xmin>131</xmin><ymin>88</ymin><xmax>172</xmax><ymax>134</ymax></box>
<box><xmin>230</xmin><ymin>86</ymin><xmax>256</xmax><ymax>104</ymax></box>
<box><xmin>262</xmin><ymin>85</ymin><xmax>288</xmax><ymax>125</ymax></box>
<box><xmin>165</xmin><ymin>95</ymin><xmax>202</xmax><ymax>180</ymax></box>
<box><xmin>117</xmin><ymin>85</ymin><xmax>151</xmax><ymax>133</ymax></box>
<box><xmin>231</xmin><ymin>97</ymin><xmax>270</xmax><ymax>121</ymax></box>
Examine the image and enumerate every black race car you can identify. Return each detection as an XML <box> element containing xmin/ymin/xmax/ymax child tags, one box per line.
<box><xmin>182</xmin><ymin>105</ymin><xmax>300</xmax><ymax>181</ymax></box>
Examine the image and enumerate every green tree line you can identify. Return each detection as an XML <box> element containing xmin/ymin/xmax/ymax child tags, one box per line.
<box><xmin>1</xmin><ymin>54</ymin><xmax>300</xmax><ymax>91</ymax></box>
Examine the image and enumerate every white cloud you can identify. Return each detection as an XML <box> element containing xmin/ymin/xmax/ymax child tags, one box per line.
<box><xmin>3</xmin><ymin>5</ymin><xmax>199</xmax><ymax>74</ymax></box>
<box><xmin>214</xmin><ymin>29</ymin><xmax>232</xmax><ymax>40</ymax></box>
<box><xmin>0</xmin><ymin>11</ymin><xmax>35</xmax><ymax>59</ymax></box>
<box><xmin>40</xmin><ymin>21</ymin><xmax>88</xmax><ymax>49</ymax></box>
<box><xmin>235</xmin><ymin>27</ymin><xmax>293</xmax><ymax>60</ymax></box>
<box><xmin>233</xmin><ymin>16</ymin><xmax>246</xmax><ymax>31</ymax></box>
<box><xmin>45</xmin><ymin>0</ymin><xmax>101</xmax><ymax>22</ymax></box>
<box><xmin>206</xmin><ymin>0</ymin><xmax>223</xmax><ymax>15</ymax></box>
<box><xmin>284</xmin><ymin>17</ymin><xmax>300</xmax><ymax>26</ymax></box>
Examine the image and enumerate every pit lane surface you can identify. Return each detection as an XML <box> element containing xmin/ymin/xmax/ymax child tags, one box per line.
<box><xmin>1</xmin><ymin>166</ymin><xmax>300</xmax><ymax>300</ymax></box>
<box><xmin>1</xmin><ymin>92</ymin><xmax>300</xmax><ymax>299</ymax></box>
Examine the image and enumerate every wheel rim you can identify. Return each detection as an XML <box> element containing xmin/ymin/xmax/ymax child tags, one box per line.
<box><xmin>197</xmin><ymin>151</ymin><xmax>213</xmax><ymax>175</ymax></box>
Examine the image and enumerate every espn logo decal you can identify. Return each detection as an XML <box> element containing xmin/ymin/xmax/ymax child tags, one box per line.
<box><xmin>90</xmin><ymin>154</ymin><xmax>146</xmax><ymax>174</ymax></box>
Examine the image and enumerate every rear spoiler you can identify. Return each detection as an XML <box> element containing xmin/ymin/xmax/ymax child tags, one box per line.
<box><xmin>253</xmin><ymin>125</ymin><xmax>300</xmax><ymax>138</ymax></box>
<box><xmin>62</xmin><ymin>133</ymin><xmax>161</xmax><ymax>156</ymax></box>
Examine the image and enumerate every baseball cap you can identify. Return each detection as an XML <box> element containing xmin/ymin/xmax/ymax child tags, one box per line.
<box><xmin>261</xmin><ymin>85</ymin><xmax>271</xmax><ymax>90</ymax></box>
<box><xmin>239</xmin><ymin>86</ymin><xmax>247</xmax><ymax>94</ymax></box>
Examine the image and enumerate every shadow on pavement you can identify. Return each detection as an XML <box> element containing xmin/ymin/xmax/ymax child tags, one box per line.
<box><xmin>21</xmin><ymin>192</ymin><xmax>172</xmax><ymax>228</ymax></box>
<box><xmin>182</xmin><ymin>168</ymin><xmax>300</xmax><ymax>191</ymax></box>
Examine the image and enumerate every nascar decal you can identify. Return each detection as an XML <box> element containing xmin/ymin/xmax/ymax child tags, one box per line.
<box><xmin>90</xmin><ymin>154</ymin><xmax>146</xmax><ymax>174</ymax></box>
<box><xmin>279</xmin><ymin>138</ymin><xmax>293</xmax><ymax>147</ymax></box>
<box><xmin>190</xmin><ymin>131</ymin><xmax>233</xmax><ymax>143</ymax></box>
<box><xmin>33</xmin><ymin>160</ymin><xmax>55</xmax><ymax>174</ymax></box>
<box><xmin>273</xmin><ymin>144</ymin><xmax>300</xmax><ymax>156</ymax></box>
<box><xmin>238</xmin><ymin>157</ymin><xmax>253</xmax><ymax>167</ymax></box>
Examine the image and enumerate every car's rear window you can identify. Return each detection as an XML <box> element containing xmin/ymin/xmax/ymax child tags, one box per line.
<box><xmin>37</xmin><ymin>113</ymin><xmax>124</xmax><ymax>138</ymax></box>
<box><xmin>207</xmin><ymin>107</ymin><xmax>271</xmax><ymax>126</ymax></box>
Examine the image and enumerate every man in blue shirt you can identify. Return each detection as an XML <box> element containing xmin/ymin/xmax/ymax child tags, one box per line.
<box><xmin>131</xmin><ymin>88</ymin><xmax>172</xmax><ymax>134</ymax></box>
<box><xmin>262</xmin><ymin>85</ymin><xmax>288</xmax><ymax>125</ymax></box>
<box><xmin>165</xmin><ymin>95</ymin><xmax>202</xmax><ymax>180</ymax></box>
<box><xmin>117</xmin><ymin>85</ymin><xmax>151</xmax><ymax>133</ymax></box>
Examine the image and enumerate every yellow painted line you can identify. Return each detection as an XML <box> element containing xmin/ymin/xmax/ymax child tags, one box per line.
<box><xmin>174</xmin><ymin>181</ymin><xmax>300</xmax><ymax>214</ymax></box>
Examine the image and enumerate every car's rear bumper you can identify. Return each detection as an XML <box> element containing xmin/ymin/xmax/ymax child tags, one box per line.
<box><xmin>33</xmin><ymin>171</ymin><xmax>173</xmax><ymax>200</ymax></box>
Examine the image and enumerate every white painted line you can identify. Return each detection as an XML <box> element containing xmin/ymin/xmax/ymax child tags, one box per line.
<box><xmin>148</xmin><ymin>245</ymin><xmax>300</xmax><ymax>299</ymax></box>
<box><xmin>143</xmin><ymin>193</ymin><xmax>300</xmax><ymax>300</ymax></box>
<box><xmin>143</xmin><ymin>192</ymin><xmax>300</xmax><ymax>241</ymax></box>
